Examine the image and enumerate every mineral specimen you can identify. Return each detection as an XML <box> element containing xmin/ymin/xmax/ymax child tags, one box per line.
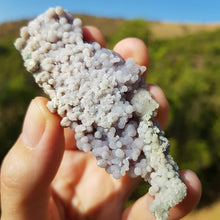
<box><xmin>15</xmin><ymin>7</ymin><xmax>187</xmax><ymax>220</ymax></box>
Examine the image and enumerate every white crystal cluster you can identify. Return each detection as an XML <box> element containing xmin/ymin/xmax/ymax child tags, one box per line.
<box><xmin>15</xmin><ymin>7</ymin><xmax>187</xmax><ymax>220</ymax></box>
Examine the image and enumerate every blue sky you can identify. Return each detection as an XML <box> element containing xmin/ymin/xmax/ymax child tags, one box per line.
<box><xmin>0</xmin><ymin>0</ymin><xmax>220</xmax><ymax>24</ymax></box>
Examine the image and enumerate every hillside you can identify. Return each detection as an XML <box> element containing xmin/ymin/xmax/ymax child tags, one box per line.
<box><xmin>0</xmin><ymin>14</ymin><xmax>220</xmax><ymax>219</ymax></box>
<box><xmin>74</xmin><ymin>14</ymin><xmax>220</xmax><ymax>39</ymax></box>
<box><xmin>1</xmin><ymin>14</ymin><xmax>220</xmax><ymax>39</ymax></box>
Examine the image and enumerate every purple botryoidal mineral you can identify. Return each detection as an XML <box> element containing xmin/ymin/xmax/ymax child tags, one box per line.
<box><xmin>15</xmin><ymin>7</ymin><xmax>187</xmax><ymax>220</ymax></box>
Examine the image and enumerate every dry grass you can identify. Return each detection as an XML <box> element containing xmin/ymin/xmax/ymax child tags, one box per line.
<box><xmin>0</xmin><ymin>20</ymin><xmax>29</xmax><ymax>38</ymax></box>
<box><xmin>182</xmin><ymin>201</ymin><xmax>220</xmax><ymax>220</ymax></box>
<box><xmin>148</xmin><ymin>21</ymin><xmax>220</xmax><ymax>39</ymax></box>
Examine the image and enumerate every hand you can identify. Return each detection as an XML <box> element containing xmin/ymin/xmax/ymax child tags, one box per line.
<box><xmin>0</xmin><ymin>26</ymin><xmax>201</xmax><ymax>220</ymax></box>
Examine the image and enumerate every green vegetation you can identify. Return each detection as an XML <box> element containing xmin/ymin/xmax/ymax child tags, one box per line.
<box><xmin>0</xmin><ymin>17</ymin><xmax>220</xmax><ymax>208</ymax></box>
<box><xmin>106</xmin><ymin>19</ymin><xmax>151</xmax><ymax>48</ymax></box>
<box><xmin>0</xmin><ymin>35</ymin><xmax>41</xmax><ymax>158</ymax></box>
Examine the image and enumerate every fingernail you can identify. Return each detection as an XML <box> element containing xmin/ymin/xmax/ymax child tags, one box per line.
<box><xmin>182</xmin><ymin>169</ymin><xmax>197</xmax><ymax>183</ymax></box>
<box><xmin>21</xmin><ymin>99</ymin><xmax>46</xmax><ymax>148</ymax></box>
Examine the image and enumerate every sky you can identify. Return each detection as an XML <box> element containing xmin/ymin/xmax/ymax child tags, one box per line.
<box><xmin>0</xmin><ymin>0</ymin><xmax>220</xmax><ymax>24</ymax></box>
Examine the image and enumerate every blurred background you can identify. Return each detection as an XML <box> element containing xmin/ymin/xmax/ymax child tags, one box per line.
<box><xmin>0</xmin><ymin>1</ymin><xmax>220</xmax><ymax>219</ymax></box>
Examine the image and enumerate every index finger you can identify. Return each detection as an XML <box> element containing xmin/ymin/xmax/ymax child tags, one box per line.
<box><xmin>83</xmin><ymin>26</ymin><xmax>106</xmax><ymax>48</ymax></box>
<box><xmin>113</xmin><ymin>38</ymin><xmax>150</xmax><ymax>80</ymax></box>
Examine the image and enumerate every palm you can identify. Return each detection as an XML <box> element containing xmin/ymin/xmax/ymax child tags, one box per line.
<box><xmin>49</xmin><ymin>129</ymin><xmax>139</xmax><ymax>220</ymax></box>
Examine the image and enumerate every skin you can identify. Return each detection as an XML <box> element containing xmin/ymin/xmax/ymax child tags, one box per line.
<box><xmin>0</xmin><ymin>26</ymin><xmax>202</xmax><ymax>220</ymax></box>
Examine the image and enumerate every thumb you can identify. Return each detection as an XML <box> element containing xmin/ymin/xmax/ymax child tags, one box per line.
<box><xmin>1</xmin><ymin>97</ymin><xmax>65</xmax><ymax>220</ymax></box>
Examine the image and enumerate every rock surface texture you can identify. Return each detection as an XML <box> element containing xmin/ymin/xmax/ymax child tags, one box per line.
<box><xmin>15</xmin><ymin>7</ymin><xmax>187</xmax><ymax>220</ymax></box>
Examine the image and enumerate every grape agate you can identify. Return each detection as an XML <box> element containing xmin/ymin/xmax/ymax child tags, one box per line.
<box><xmin>15</xmin><ymin>7</ymin><xmax>187</xmax><ymax>220</ymax></box>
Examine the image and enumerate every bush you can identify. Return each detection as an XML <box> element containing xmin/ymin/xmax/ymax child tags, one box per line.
<box><xmin>0</xmin><ymin>36</ymin><xmax>41</xmax><ymax>160</ymax></box>
<box><xmin>108</xmin><ymin>24</ymin><xmax>220</xmax><ymax>205</ymax></box>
